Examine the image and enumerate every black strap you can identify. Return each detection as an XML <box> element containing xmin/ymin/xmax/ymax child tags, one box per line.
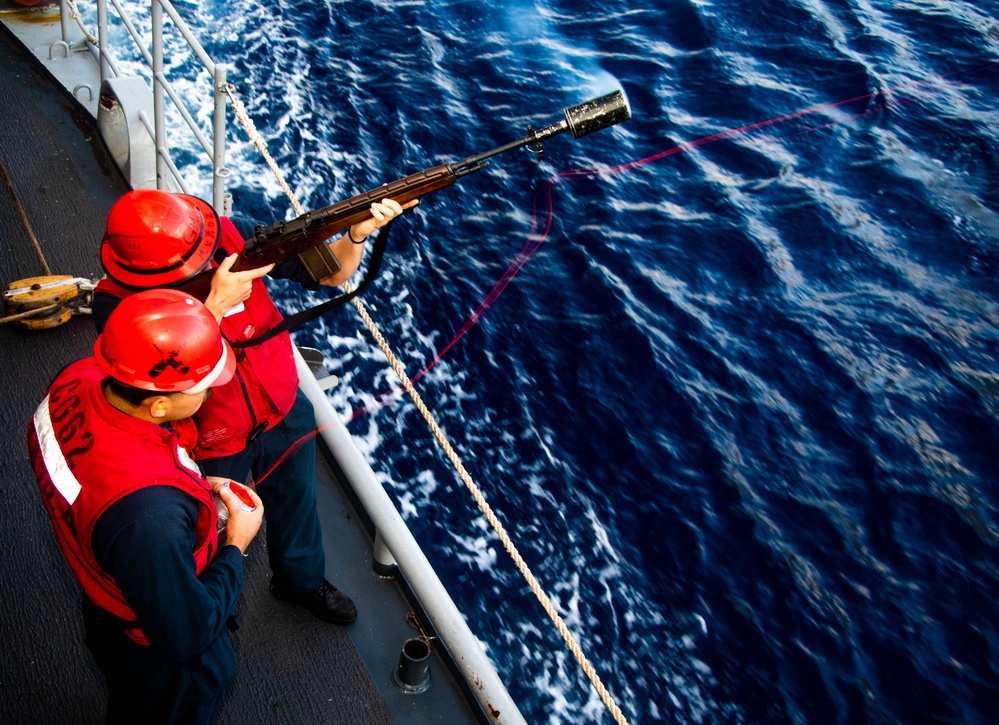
<box><xmin>230</xmin><ymin>220</ymin><xmax>394</xmax><ymax>349</ymax></box>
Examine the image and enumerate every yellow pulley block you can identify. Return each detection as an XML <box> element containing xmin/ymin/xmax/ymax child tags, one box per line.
<box><xmin>3</xmin><ymin>275</ymin><xmax>97</xmax><ymax>330</ymax></box>
<box><xmin>5</xmin><ymin>275</ymin><xmax>82</xmax><ymax>309</ymax></box>
<box><xmin>16</xmin><ymin>305</ymin><xmax>73</xmax><ymax>330</ymax></box>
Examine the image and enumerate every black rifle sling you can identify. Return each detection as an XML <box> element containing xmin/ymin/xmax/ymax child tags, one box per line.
<box><xmin>229</xmin><ymin>220</ymin><xmax>395</xmax><ymax>349</ymax></box>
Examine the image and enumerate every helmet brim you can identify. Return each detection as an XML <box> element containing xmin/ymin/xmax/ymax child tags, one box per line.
<box><xmin>101</xmin><ymin>195</ymin><xmax>221</xmax><ymax>290</ymax></box>
<box><xmin>93</xmin><ymin>288</ymin><xmax>237</xmax><ymax>395</ymax></box>
<box><xmin>182</xmin><ymin>339</ymin><xmax>237</xmax><ymax>394</ymax></box>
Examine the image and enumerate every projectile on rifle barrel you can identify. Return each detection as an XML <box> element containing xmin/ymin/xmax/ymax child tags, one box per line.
<box><xmin>456</xmin><ymin>90</ymin><xmax>631</xmax><ymax>170</ymax></box>
<box><xmin>544</xmin><ymin>89</ymin><xmax>633</xmax><ymax>141</ymax></box>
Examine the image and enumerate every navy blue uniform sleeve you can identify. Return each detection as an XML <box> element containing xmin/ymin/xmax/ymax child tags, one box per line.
<box><xmin>91</xmin><ymin>290</ymin><xmax>119</xmax><ymax>334</ymax></box>
<box><xmin>92</xmin><ymin>486</ymin><xmax>244</xmax><ymax>662</ymax></box>
<box><xmin>228</xmin><ymin>215</ymin><xmax>258</xmax><ymax>240</ymax></box>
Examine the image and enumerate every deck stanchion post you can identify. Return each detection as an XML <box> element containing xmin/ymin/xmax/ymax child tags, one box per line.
<box><xmin>212</xmin><ymin>63</ymin><xmax>228</xmax><ymax>213</ymax></box>
<box><xmin>372</xmin><ymin>530</ymin><xmax>397</xmax><ymax>578</ymax></box>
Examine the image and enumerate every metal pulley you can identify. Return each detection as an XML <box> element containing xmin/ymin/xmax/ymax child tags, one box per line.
<box><xmin>3</xmin><ymin>275</ymin><xmax>97</xmax><ymax>330</ymax></box>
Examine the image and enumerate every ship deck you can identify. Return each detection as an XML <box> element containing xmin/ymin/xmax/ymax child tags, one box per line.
<box><xmin>0</xmin><ymin>15</ymin><xmax>481</xmax><ymax>724</ymax></box>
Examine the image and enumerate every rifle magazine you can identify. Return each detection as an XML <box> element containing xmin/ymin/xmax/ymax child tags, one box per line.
<box><xmin>298</xmin><ymin>241</ymin><xmax>343</xmax><ymax>283</ymax></box>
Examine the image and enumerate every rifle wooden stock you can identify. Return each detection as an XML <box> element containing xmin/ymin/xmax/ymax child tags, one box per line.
<box><xmin>231</xmin><ymin>162</ymin><xmax>458</xmax><ymax>273</ymax></box>
<box><xmin>171</xmin><ymin>162</ymin><xmax>462</xmax><ymax>301</ymax></box>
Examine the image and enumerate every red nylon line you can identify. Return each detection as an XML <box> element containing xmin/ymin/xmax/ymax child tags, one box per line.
<box><xmin>363</xmin><ymin>95</ymin><xmax>865</xmax><ymax>406</ymax></box>
<box><xmin>250</xmin><ymin>423</ymin><xmax>337</xmax><ymax>486</ymax></box>
<box><xmin>344</xmin><ymin>62</ymin><xmax>997</xmax><ymax>421</ymax></box>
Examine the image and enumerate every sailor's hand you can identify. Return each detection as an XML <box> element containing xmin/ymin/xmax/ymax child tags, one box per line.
<box><xmin>344</xmin><ymin>198</ymin><xmax>419</xmax><ymax>245</ymax></box>
<box><xmin>205</xmin><ymin>254</ymin><xmax>275</xmax><ymax>321</ymax></box>
<box><xmin>317</xmin><ymin>198</ymin><xmax>418</xmax><ymax>288</ymax></box>
<box><xmin>210</xmin><ymin>477</ymin><xmax>264</xmax><ymax>553</ymax></box>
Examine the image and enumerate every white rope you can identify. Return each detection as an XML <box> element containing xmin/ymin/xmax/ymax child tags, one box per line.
<box><xmin>347</xmin><ymin>296</ymin><xmax>631</xmax><ymax>725</ymax></box>
<box><xmin>227</xmin><ymin>91</ymin><xmax>305</xmax><ymax>216</ymax></box>
<box><xmin>64</xmin><ymin>0</ymin><xmax>99</xmax><ymax>46</ymax></box>
<box><xmin>226</xmin><ymin>85</ymin><xmax>630</xmax><ymax>725</ymax></box>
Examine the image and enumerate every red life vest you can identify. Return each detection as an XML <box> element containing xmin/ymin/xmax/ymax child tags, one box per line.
<box><xmin>95</xmin><ymin>217</ymin><xmax>299</xmax><ymax>458</ymax></box>
<box><xmin>26</xmin><ymin>358</ymin><xmax>217</xmax><ymax>643</ymax></box>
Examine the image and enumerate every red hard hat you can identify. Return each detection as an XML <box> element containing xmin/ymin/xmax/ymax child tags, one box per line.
<box><xmin>94</xmin><ymin>289</ymin><xmax>236</xmax><ymax>393</ymax></box>
<box><xmin>101</xmin><ymin>189</ymin><xmax>221</xmax><ymax>289</ymax></box>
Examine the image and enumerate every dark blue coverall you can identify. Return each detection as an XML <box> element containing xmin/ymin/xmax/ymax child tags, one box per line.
<box><xmin>87</xmin><ymin>486</ymin><xmax>244</xmax><ymax>724</ymax></box>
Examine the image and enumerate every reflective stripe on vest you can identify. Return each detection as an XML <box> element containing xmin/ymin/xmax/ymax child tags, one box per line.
<box><xmin>33</xmin><ymin>394</ymin><xmax>82</xmax><ymax>505</ymax></box>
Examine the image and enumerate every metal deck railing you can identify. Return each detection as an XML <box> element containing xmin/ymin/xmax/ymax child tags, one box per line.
<box><xmin>60</xmin><ymin>0</ymin><xmax>230</xmax><ymax>212</ymax></box>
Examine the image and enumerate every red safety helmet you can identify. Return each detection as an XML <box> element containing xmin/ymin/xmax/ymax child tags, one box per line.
<box><xmin>101</xmin><ymin>189</ymin><xmax>221</xmax><ymax>289</ymax></box>
<box><xmin>94</xmin><ymin>289</ymin><xmax>236</xmax><ymax>393</ymax></box>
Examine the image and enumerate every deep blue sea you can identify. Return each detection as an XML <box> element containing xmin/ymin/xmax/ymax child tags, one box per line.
<box><xmin>112</xmin><ymin>0</ymin><xmax>999</xmax><ymax>721</ymax></box>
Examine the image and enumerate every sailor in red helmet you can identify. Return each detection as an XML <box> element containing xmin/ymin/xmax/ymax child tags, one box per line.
<box><xmin>92</xmin><ymin>189</ymin><xmax>412</xmax><ymax>625</ymax></box>
<box><xmin>28</xmin><ymin>289</ymin><xmax>264</xmax><ymax>725</ymax></box>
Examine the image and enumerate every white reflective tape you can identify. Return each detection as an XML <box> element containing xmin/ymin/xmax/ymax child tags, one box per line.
<box><xmin>33</xmin><ymin>394</ymin><xmax>82</xmax><ymax>505</ymax></box>
<box><xmin>176</xmin><ymin>444</ymin><xmax>202</xmax><ymax>476</ymax></box>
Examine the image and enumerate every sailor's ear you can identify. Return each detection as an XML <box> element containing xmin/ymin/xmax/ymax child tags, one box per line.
<box><xmin>147</xmin><ymin>396</ymin><xmax>170</xmax><ymax>419</ymax></box>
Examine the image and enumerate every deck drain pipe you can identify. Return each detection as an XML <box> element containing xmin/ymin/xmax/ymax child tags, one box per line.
<box><xmin>392</xmin><ymin>638</ymin><xmax>432</xmax><ymax>694</ymax></box>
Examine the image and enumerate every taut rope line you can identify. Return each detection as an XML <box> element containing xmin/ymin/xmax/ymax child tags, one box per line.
<box><xmin>227</xmin><ymin>86</ymin><xmax>630</xmax><ymax>725</ymax></box>
<box><xmin>0</xmin><ymin>157</ymin><xmax>60</xmax><ymax>326</ymax></box>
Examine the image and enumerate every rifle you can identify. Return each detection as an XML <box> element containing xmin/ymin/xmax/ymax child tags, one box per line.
<box><xmin>234</xmin><ymin>90</ymin><xmax>631</xmax><ymax>281</ymax></box>
<box><xmin>184</xmin><ymin>91</ymin><xmax>630</xmax><ymax>345</ymax></box>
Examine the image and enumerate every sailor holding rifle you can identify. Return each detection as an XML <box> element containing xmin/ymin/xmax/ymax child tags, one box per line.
<box><xmin>91</xmin><ymin>189</ymin><xmax>412</xmax><ymax>625</ymax></box>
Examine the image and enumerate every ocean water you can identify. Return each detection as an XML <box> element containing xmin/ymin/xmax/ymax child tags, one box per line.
<box><xmin>113</xmin><ymin>0</ymin><xmax>999</xmax><ymax>722</ymax></box>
